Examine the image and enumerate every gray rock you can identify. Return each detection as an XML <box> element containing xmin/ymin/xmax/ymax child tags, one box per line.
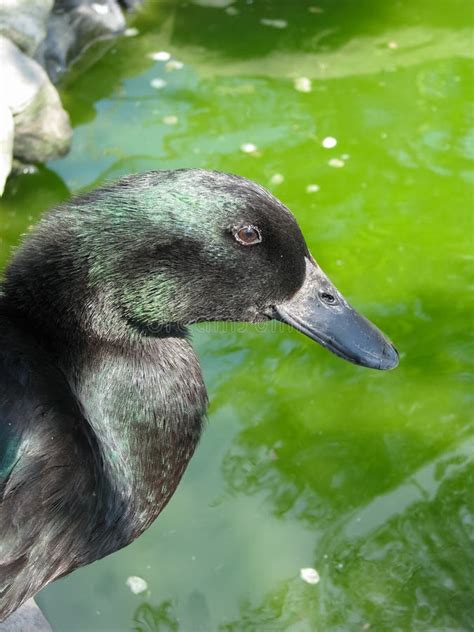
<box><xmin>0</xmin><ymin>0</ymin><xmax>53</xmax><ymax>56</ymax></box>
<box><xmin>0</xmin><ymin>599</ymin><xmax>52</xmax><ymax>632</ymax></box>
<box><xmin>0</xmin><ymin>102</ymin><xmax>13</xmax><ymax>195</ymax></box>
<box><xmin>119</xmin><ymin>0</ymin><xmax>143</xmax><ymax>9</ymax></box>
<box><xmin>37</xmin><ymin>0</ymin><xmax>126</xmax><ymax>82</ymax></box>
<box><xmin>0</xmin><ymin>36</ymin><xmax>71</xmax><ymax>166</ymax></box>
<box><xmin>13</xmin><ymin>81</ymin><xmax>72</xmax><ymax>164</ymax></box>
<box><xmin>0</xmin><ymin>0</ymin><xmax>142</xmax><ymax>193</ymax></box>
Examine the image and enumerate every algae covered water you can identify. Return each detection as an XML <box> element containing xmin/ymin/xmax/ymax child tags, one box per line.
<box><xmin>1</xmin><ymin>0</ymin><xmax>473</xmax><ymax>630</ymax></box>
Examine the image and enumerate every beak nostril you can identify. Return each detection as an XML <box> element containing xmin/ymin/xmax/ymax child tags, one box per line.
<box><xmin>320</xmin><ymin>291</ymin><xmax>337</xmax><ymax>305</ymax></box>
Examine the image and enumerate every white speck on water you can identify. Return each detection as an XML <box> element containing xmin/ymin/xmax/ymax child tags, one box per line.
<box><xmin>92</xmin><ymin>3</ymin><xmax>108</xmax><ymax>14</ymax></box>
<box><xmin>300</xmin><ymin>567</ymin><xmax>320</xmax><ymax>584</ymax></box>
<box><xmin>388</xmin><ymin>41</ymin><xmax>398</xmax><ymax>49</ymax></box>
<box><xmin>18</xmin><ymin>164</ymin><xmax>37</xmax><ymax>175</ymax></box>
<box><xmin>149</xmin><ymin>51</ymin><xmax>171</xmax><ymax>61</ymax></box>
<box><xmin>341</xmin><ymin>153</ymin><xmax>350</xmax><ymax>160</ymax></box>
<box><xmin>163</xmin><ymin>115</ymin><xmax>178</xmax><ymax>125</ymax></box>
<box><xmin>126</xmin><ymin>576</ymin><xmax>148</xmax><ymax>594</ymax></box>
<box><xmin>294</xmin><ymin>77</ymin><xmax>312</xmax><ymax>93</ymax></box>
<box><xmin>150</xmin><ymin>78</ymin><xmax>167</xmax><ymax>89</ymax></box>
<box><xmin>443</xmin><ymin>576</ymin><xmax>456</xmax><ymax>590</ymax></box>
<box><xmin>308</xmin><ymin>6</ymin><xmax>324</xmax><ymax>13</ymax></box>
<box><xmin>226</xmin><ymin>6</ymin><xmax>239</xmax><ymax>15</ymax></box>
<box><xmin>306</xmin><ymin>184</ymin><xmax>320</xmax><ymax>193</ymax></box>
<box><xmin>240</xmin><ymin>142</ymin><xmax>257</xmax><ymax>153</ymax></box>
<box><xmin>270</xmin><ymin>173</ymin><xmax>284</xmax><ymax>185</ymax></box>
<box><xmin>328</xmin><ymin>158</ymin><xmax>345</xmax><ymax>168</ymax></box>
<box><xmin>322</xmin><ymin>136</ymin><xmax>337</xmax><ymax>149</ymax></box>
<box><xmin>260</xmin><ymin>18</ymin><xmax>288</xmax><ymax>29</ymax></box>
<box><xmin>165</xmin><ymin>60</ymin><xmax>184</xmax><ymax>71</ymax></box>
<box><xmin>124</xmin><ymin>27</ymin><xmax>139</xmax><ymax>37</ymax></box>
<box><xmin>337</xmin><ymin>562</ymin><xmax>344</xmax><ymax>569</ymax></box>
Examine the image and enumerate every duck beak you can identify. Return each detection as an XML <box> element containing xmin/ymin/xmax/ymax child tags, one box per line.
<box><xmin>273</xmin><ymin>257</ymin><xmax>399</xmax><ymax>370</ymax></box>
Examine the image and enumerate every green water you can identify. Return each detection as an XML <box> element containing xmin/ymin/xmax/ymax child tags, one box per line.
<box><xmin>1</xmin><ymin>0</ymin><xmax>473</xmax><ymax>630</ymax></box>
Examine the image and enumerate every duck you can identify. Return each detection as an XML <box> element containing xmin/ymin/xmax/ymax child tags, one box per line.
<box><xmin>0</xmin><ymin>169</ymin><xmax>398</xmax><ymax>621</ymax></box>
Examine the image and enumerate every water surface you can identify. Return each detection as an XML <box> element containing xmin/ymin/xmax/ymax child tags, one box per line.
<box><xmin>0</xmin><ymin>0</ymin><xmax>473</xmax><ymax>630</ymax></box>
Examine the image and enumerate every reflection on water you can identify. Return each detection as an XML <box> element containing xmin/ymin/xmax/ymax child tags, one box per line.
<box><xmin>133</xmin><ymin>600</ymin><xmax>179</xmax><ymax>632</ymax></box>
<box><xmin>129</xmin><ymin>438</ymin><xmax>473</xmax><ymax>631</ymax></box>
<box><xmin>315</xmin><ymin>439</ymin><xmax>474</xmax><ymax>631</ymax></box>
<box><xmin>0</xmin><ymin>0</ymin><xmax>472</xmax><ymax>630</ymax></box>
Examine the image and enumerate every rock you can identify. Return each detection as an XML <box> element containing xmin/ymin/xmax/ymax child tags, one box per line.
<box><xmin>0</xmin><ymin>0</ymin><xmax>53</xmax><ymax>57</ymax></box>
<box><xmin>13</xmin><ymin>81</ymin><xmax>72</xmax><ymax>164</ymax></box>
<box><xmin>119</xmin><ymin>0</ymin><xmax>143</xmax><ymax>9</ymax></box>
<box><xmin>0</xmin><ymin>36</ymin><xmax>71</xmax><ymax>165</ymax></box>
<box><xmin>0</xmin><ymin>599</ymin><xmax>52</xmax><ymax>632</ymax></box>
<box><xmin>0</xmin><ymin>102</ymin><xmax>14</xmax><ymax>196</ymax></box>
<box><xmin>37</xmin><ymin>0</ymin><xmax>126</xmax><ymax>82</ymax></box>
<box><xmin>0</xmin><ymin>0</ymin><xmax>144</xmax><ymax>194</ymax></box>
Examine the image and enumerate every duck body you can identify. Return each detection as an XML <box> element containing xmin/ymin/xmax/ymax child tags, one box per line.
<box><xmin>0</xmin><ymin>169</ymin><xmax>398</xmax><ymax>620</ymax></box>
<box><xmin>0</xmin><ymin>305</ymin><xmax>207</xmax><ymax>619</ymax></box>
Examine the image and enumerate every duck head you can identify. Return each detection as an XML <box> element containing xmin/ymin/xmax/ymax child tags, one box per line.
<box><xmin>5</xmin><ymin>169</ymin><xmax>398</xmax><ymax>370</ymax></box>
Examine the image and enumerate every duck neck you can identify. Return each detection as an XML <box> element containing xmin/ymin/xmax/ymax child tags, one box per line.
<box><xmin>62</xmin><ymin>332</ymin><xmax>208</xmax><ymax>534</ymax></box>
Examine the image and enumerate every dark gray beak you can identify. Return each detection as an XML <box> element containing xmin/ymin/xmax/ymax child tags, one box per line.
<box><xmin>273</xmin><ymin>258</ymin><xmax>399</xmax><ymax>370</ymax></box>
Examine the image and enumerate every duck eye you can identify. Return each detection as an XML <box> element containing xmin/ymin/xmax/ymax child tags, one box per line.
<box><xmin>234</xmin><ymin>225</ymin><xmax>262</xmax><ymax>246</ymax></box>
